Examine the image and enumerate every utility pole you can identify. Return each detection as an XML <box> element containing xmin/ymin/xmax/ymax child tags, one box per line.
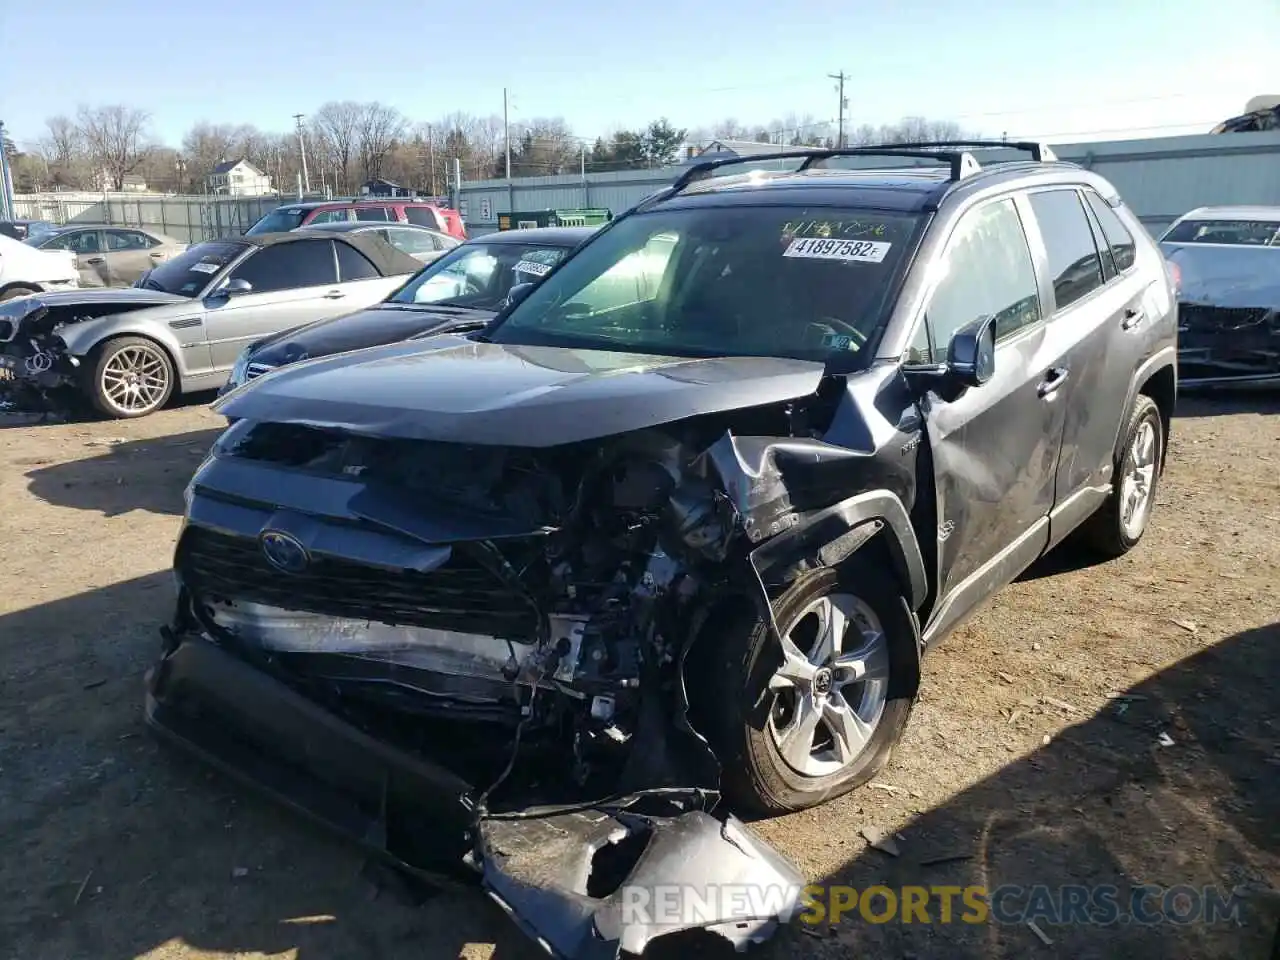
<box><xmin>503</xmin><ymin>88</ymin><xmax>512</xmax><ymax>180</ymax></box>
<box><xmin>828</xmin><ymin>72</ymin><xmax>848</xmax><ymax>148</ymax></box>
<box><xmin>293</xmin><ymin>113</ymin><xmax>311</xmax><ymax>194</ymax></box>
<box><xmin>426</xmin><ymin>123</ymin><xmax>437</xmax><ymax>197</ymax></box>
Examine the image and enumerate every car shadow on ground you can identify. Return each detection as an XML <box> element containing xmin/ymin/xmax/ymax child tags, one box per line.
<box><xmin>0</xmin><ymin>572</ymin><xmax>545</xmax><ymax>960</ymax></box>
<box><xmin>24</xmin><ymin>428</ymin><xmax>221</xmax><ymax>517</ymax></box>
<box><xmin>769</xmin><ymin>620</ymin><xmax>1280</xmax><ymax>960</ymax></box>
<box><xmin>0</xmin><ymin>388</ymin><xmax>219</xmax><ymax>430</ymax></box>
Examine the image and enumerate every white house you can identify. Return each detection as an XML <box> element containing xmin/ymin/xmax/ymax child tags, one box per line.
<box><xmin>206</xmin><ymin>159</ymin><xmax>273</xmax><ymax>197</ymax></box>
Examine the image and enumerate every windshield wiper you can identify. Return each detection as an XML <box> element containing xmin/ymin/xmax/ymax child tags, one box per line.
<box><xmin>409</xmin><ymin>315</ymin><xmax>494</xmax><ymax>340</ymax></box>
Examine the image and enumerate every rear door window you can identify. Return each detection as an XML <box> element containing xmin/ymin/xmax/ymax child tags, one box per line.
<box><xmin>404</xmin><ymin>206</ymin><xmax>440</xmax><ymax>228</ymax></box>
<box><xmin>1084</xmin><ymin>192</ymin><xmax>1138</xmax><ymax>271</ymax></box>
<box><xmin>308</xmin><ymin>208</ymin><xmax>351</xmax><ymax>225</ymax></box>
<box><xmin>1028</xmin><ymin>189</ymin><xmax>1105</xmax><ymax>311</ymax></box>
<box><xmin>229</xmin><ymin>239</ymin><xmax>337</xmax><ymax>293</ymax></box>
<box><xmin>355</xmin><ymin>206</ymin><xmax>392</xmax><ymax>222</ymax></box>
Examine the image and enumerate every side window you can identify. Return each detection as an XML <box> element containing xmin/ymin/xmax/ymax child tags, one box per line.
<box><xmin>404</xmin><ymin>207</ymin><xmax>438</xmax><ymax>228</ymax></box>
<box><xmin>336</xmin><ymin>242</ymin><xmax>381</xmax><ymax>280</ymax></box>
<box><xmin>355</xmin><ymin>206</ymin><xmax>391</xmax><ymax>222</ymax></box>
<box><xmin>229</xmin><ymin>240</ymin><xmax>337</xmax><ymax>293</ymax></box>
<box><xmin>917</xmin><ymin>198</ymin><xmax>1041</xmax><ymax>361</ymax></box>
<box><xmin>1081</xmin><ymin>202</ymin><xmax>1117</xmax><ymax>281</ymax></box>
<box><xmin>1028</xmin><ymin>189</ymin><xmax>1105</xmax><ymax>310</ymax></box>
<box><xmin>50</xmin><ymin>231</ymin><xmax>101</xmax><ymax>254</ymax></box>
<box><xmin>308</xmin><ymin>209</ymin><xmax>350</xmax><ymax>225</ymax></box>
<box><xmin>384</xmin><ymin>229</ymin><xmax>436</xmax><ymax>256</ymax></box>
<box><xmin>106</xmin><ymin>230</ymin><xmax>153</xmax><ymax>251</ymax></box>
<box><xmin>1084</xmin><ymin>191</ymin><xmax>1137</xmax><ymax>273</ymax></box>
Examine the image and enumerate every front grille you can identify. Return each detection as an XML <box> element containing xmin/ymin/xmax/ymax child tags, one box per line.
<box><xmin>246</xmin><ymin>362</ymin><xmax>276</xmax><ymax>380</ymax></box>
<box><xmin>178</xmin><ymin>525</ymin><xmax>537</xmax><ymax>638</ymax></box>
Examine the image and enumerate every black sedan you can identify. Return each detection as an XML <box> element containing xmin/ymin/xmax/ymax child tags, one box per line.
<box><xmin>220</xmin><ymin>226</ymin><xmax>595</xmax><ymax>393</ymax></box>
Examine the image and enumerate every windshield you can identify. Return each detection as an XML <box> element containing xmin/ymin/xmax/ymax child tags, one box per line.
<box><xmin>486</xmin><ymin>206</ymin><xmax>920</xmax><ymax>363</ymax></box>
<box><xmin>389</xmin><ymin>240</ymin><xmax>576</xmax><ymax>309</ymax></box>
<box><xmin>245</xmin><ymin>207</ymin><xmax>307</xmax><ymax>236</ymax></box>
<box><xmin>139</xmin><ymin>240</ymin><xmax>246</xmax><ymax>296</ymax></box>
<box><xmin>1161</xmin><ymin>218</ymin><xmax>1280</xmax><ymax>246</ymax></box>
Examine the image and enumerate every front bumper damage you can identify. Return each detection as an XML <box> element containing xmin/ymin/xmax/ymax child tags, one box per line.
<box><xmin>0</xmin><ymin>300</ymin><xmax>81</xmax><ymax>411</ymax></box>
<box><xmin>146</xmin><ymin>630</ymin><xmax>804</xmax><ymax>959</ymax></box>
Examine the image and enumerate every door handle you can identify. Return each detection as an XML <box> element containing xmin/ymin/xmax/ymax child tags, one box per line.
<box><xmin>149</xmin><ymin>251</ymin><xmax>166</xmax><ymax>259</ymax></box>
<box><xmin>323</xmin><ymin>289</ymin><xmax>346</xmax><ymax>299</ymax></box>
<box><xmin>1037</xmin><ymin>366</ymin><xmax>1069</xmax><ymax>398</ymax></box>
<box><xmin>86</xmin><ymin>257</ymin><xmax>105</xmax><ymax>264</ymax></box>
<box><xmin>1121</xmin><ymin>307</ymin><xmax>1145</xmax><ymax>331</ymax></box>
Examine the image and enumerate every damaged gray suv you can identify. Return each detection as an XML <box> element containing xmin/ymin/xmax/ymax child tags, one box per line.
<box><xmin>147</xmin><ymin>142</ymin><xmax>1178</xmax><ymax>957</ymax></box>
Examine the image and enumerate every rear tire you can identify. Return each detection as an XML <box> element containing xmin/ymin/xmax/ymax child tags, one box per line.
<box><xmin>1080</xmin><ymin>395</ymin><xmax>1164</xmax><ymax>557</ymax></box>
<box><xmin>87</xmin><ymin>336</ymin><xmax>175</xmax><ymax>419</ymax></box>
<box><xmin>697</xmin><ymin>562</ymin><xmax>916</xmax><ymax>816</ymax></box>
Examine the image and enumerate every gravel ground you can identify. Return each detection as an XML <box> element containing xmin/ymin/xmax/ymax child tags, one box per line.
<box><xmin>1</xmin><ymin>393</ymin><xmax>1277</xmax><ymax>960</ymax></box>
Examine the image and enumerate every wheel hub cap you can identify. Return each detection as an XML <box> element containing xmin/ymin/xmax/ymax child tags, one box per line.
<box><xmin>1119</xmin><ymin>419</ymin><xmax>1158</xmax><ymax>540</ymax></box>
<box><xmin>766</xmin><ymin>592</ymin><xmax>890</xmax><ymax>779</ymax></box>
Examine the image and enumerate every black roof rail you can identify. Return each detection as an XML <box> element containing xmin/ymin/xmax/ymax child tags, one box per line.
<box><xmin>861</xmin><ymin>139</ymin><xmax>1059</xmax><ymax>162</ymax></box>
<box><xmin>665</xmin><ymin>146</ymin><xmax>982</xmax><ymax>197</ymax></box>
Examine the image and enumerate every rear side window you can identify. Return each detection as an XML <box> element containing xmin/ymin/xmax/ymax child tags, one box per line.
<box><xmin>1084</xmin><ymin>192</ymin><xmax>1137</xmax><ymax>272</ymax></box>
<box><xmin>308</xmin><ymin>208</ymin><xmax>350</xmax><ymax>225</ymax></box>
<box><xmin>1029</xmin><ymin>189</ymin><xmax>1104</xmax><ymax>310</ymax></box>
<box><xmin>404</xmin><ymin>206</ymin><xmax>440</xmax><ymax>228</ymax></box>
<box><xmin>913</xmin><ymin>198</ymin><xmax>1041</xmax><ymax>362</ymax></box>
<box><xmin>336</xmin><ymin>242</ymin><xmax>381</xmax><ymax>280</ymax></box>
<box><xmin>355</xmin><ymin>207</ymin><xmax>391</xmax><ymax>222</ymax></box>
<box><xmin>229</xmin><ymin>239</ymin><xmax>337</xmax><ymax>292</ymax></box>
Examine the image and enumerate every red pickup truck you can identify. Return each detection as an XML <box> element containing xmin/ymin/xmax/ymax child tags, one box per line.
<box><xmin>246</xmin><ymin>199</ymin><xmax>467</xmax><ymax>241</ymax></box>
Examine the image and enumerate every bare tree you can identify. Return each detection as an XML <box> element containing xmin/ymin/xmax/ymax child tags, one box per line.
<box><xmin>312</xmin><ymin>101</ymin><xmax>363</xmax><ymax>194</ymax></box>
<box><xmin>711</xmin><ymin>118</ymin><xmax>753</xmax><ymax>141</ymax></box>
<box><xmin>76</xmin><ymin>105</ymin><xmax>151</xmax><ymax>190</ymax></box>
<box><xmin>180</xmin><ymin>122</ymin><xmax>240</xmax><ymax>189</ymax></box>
<box><xmin>36</xmin><ymin>115</ymin><xmax>87</xmax><ymax>188</ymax></box>
<box><xmin>357</xmin><ymin>102</ymin><xmax>407</xmax><ymax>181</ymax></box>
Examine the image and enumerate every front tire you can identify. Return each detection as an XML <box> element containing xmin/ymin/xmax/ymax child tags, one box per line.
<box><xmin>1080</xmin><ymin>394</ymin><xmax>1164</xmax><ymax>557</ymax></box>
<box><xmin>700</xmin><ymin>563</ymin><xmax>916</xmax><ymax>815</ymax></box>
<box><xmin>87</xmin><ymin>336</ymin><xmax>175</xmax><ymax>419</ymax></box>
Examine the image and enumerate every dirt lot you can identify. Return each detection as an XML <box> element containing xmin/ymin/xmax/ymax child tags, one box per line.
<box><xmin>1</xmin><ymin>394</ymin><xmax>1278</xmax><ymax>960</ymax></box>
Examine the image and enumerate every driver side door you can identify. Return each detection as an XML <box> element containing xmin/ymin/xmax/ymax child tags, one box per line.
<box><xmin>201</xmin><ymin>239</ymin><xmax>341</xmax><ymax>370</ymax></box>
<box><xmin>912</xmin><ymin>194</ymin><xmax>1070</xmax><ymax>644</ymax></box>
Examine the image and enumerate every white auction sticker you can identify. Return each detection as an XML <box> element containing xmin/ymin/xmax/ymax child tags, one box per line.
<box><xmin>783</xmin><ymin>237</ymin><xmax>891</xmax><ymax>263</ymax></box>
<box><xmin>513</xmin><ymin>260</ymin><xmax>552</xmax><ymax>277</ymax></box>
<box><xmin>189</xmin><ymin>261</ymin><xmax>220</xmax><ymax>274</ymax></box>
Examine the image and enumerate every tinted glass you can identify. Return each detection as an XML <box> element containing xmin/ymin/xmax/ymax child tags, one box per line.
<box><xmin>336</xmin><ymin>242</ymin><xmax>381</xmax><ymax>280</ymax></box>
<box><xmin>1029</xmin><ymin>189</ymin><xmax>1104</xmax><ymax>310</ymax></box>
<box><xmin>1085</xmin><ymin>192</ymin><xmax>1138</xmax><ymax>270</ymax></box>
<box><xmin>404</xmin><ymin>206</ymin><xmax>439</xmax><ymax>228</ymax></box>
<box><xmin>140</xmin><ymin>240</ymin><xmax>246</xmax><ymax>295</ymax></box>
<box><xmin>47</xmin><ymin>230</ymin><xmax>100</xmax><ymax>253</ymax></box>
<box><xmin>246</xmin><ymin>207</ymin><xmax>307</xmax><ymax>235</ymax></box>
<box><xmin>230</xmin><ymin>240</ymin><xmax>337</xmax><ymax>292</ymax></box>
<box><xmin>918</xmin><ymin>198</ymin><xmax>1040</xmax><ymax>362</ymax></box>
<box><xmin>1081</xmin><ymin>201</ymin><xmax>1116</xmax><ymax>280</ymax></box>
<box><xmin>355</xmin><ymin>206</ymin><xmax>391</xmax><ymax>222</ymax></box>
<box><xmin>382</xmin><ymin>227</ymin><xmax>439</xmax><ymax>256</ymax></box>
<box><xmin>308</xmin><ymin>208</ymin><xmax>351</xmax><ymax>225</ymax></box>
<box><xmin>106</xmin><ymin>230</ymin><xmax>152</xmax><ymax>251</ymax></box>
<box><xmin>1160</xmin><ymin>217</ymin><xmax>1280</xmax><ymax>247</ymax></box>
<box><xmin>490</xmin><ymin>207</ymin><xmax>920</xmax><ymax>364</ymax></box>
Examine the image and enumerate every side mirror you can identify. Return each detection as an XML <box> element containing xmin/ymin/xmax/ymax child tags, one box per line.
<box><xmin>505</xmin><ymin>282</ymin><xmax>534</xmax><ymax>308</ymax></box>
<box><xmin>220</xmin><ymin>277</ymin><xmax>253</xmax><ymax>297</ymax></box>
<box><xmin>946</xmin><ymin>313</ymin><xmax>996</xmax><ymax>388</ymax></box>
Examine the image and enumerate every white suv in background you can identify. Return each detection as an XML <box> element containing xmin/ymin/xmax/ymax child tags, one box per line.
<box><xmin>0</xmin><ymin>234</ymin><xmax>80</xmax><ymax>301</ymax></box>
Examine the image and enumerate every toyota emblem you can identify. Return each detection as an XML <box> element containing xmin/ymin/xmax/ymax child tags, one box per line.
<box><xmin>259</xmin><ymin>530</ymin><xmax>310</xmax><ymax>574</ymax></box>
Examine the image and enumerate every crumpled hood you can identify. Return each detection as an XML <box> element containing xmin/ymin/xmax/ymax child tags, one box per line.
<box><xmin>1161</xmin><ymin>243</ymin><xmax>1280</xmax><ymax>308</ymax></box>
<box><xmin>248</xmin><ymin>304</ymin><xmax>496</xmax><ymax>367</ymax></box>
<box><xmin>214</xmin><ymin>336</ymin><xmax>826</xmax><ymax>446</ymax></box>
<box><xmin>11</xmin><ymin>287</ymin><xmax>191</xmax><ymax>309</ymax></box>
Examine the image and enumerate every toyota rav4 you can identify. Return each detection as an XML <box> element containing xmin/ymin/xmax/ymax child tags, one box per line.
<box><xmin>147</xmin><ymin>141</ymin><xmax>1178</xmax><ymax>959</ymax></box>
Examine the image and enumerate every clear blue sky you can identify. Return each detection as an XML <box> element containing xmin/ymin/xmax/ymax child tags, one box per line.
<box><xmin>1</xmin><ymin>0</ymin><xmax>1275</xmax><ymax>148</ymax></box>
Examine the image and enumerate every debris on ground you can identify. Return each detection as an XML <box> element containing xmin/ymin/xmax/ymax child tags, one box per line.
<box><xmin>860</xmin><ymin>826</ymin><xmax>901</xmax><ymax>857</ymax></box>
<box><xmin>996</xmin><ymin>671</ymin><xmax>1016</xmax><ymax>684</ymax></box>
<box><xmin>1042</xmin><ymin>696</ymin><xmax>1077</xmax><ymax>713</ymax></box>
<box><xmin>231</xmin><ymin>866</ymin><xmax>249</xmax><ymax>879</ymax></box>
<box><xmin>1027</xmin><ymin>919</ymin><xmax>1054</xmax><ymax>946</ymax></box>
<box><xmin>1170</xmin><ymin>618</ymin><xmax>1199</xmax><ymax>634</ymax></box>
<box><xmin>1157</xmin><ymin>732</ymin><xmax>1176</xmax><ymax>747</ymax></box>
<box><xmin>83</xmin><ymin>438</ymin><xmax>129</xmax><ymax>447</ymax></box>
<box><xmin>919</xmin><ymin>852</ymin><xmax>973</xmax><ymax>867</ymax></box>
<box><xmin>867</xmin><ymin>782</ymin><xmax>903</xmax><ymax>794</ymax></box>
<box><xmin>73</xmin><ymin>871</ymin><xmax>92</xmax><ymax>906</ymax></box>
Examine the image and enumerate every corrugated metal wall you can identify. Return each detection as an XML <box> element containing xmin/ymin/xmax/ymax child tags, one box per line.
<box><xmin>457</xmin><ymin>131</ymin><xmax>1280</xmax><ymax>236</ymax></box>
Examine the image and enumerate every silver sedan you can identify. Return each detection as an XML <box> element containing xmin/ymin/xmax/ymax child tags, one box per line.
<box><xmin>26</xmin><ymin>226</ymin><xmax>188</xmax><ymax>287</ymax></box>
<box><xmin>0</xmin><ymin>231</ymin><xmax>423</xmax><ymax>418</ymax></box>
<box><xmin>297</xmin><ymin>219</ymin><xmax>460</xmax><ymax>264</ymax></box>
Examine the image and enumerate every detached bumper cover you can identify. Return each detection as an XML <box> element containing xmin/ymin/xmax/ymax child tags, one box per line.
<box><xmin>145</xmin><ymin>636</ymin><xmax>805</xmax><ymax>958</ymax></box>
